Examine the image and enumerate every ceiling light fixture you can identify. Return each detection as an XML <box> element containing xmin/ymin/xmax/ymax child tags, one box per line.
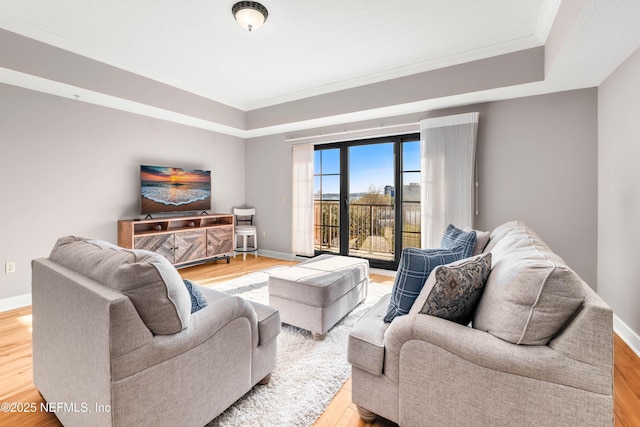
<box><xmin>232</xmin><ymin>2</ymin><xmax>268</xmax><ymax>32</ymax></box>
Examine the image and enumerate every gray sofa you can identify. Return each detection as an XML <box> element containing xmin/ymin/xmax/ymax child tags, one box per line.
<box><xmin>348</xmin><ymin>221</ymin><xmax>614</xmax><ymax>426</ymax></box>
<box><xmin>32</xmin><ymin>236</ymin><xmax>280</xmax><ymax>427</ymax></box>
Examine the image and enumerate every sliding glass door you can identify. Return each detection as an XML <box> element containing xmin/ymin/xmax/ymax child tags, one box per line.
<box><xmin>313</xmin><ymin>134</ymin><xmax>419</xmax><ymax>269</ymax></box>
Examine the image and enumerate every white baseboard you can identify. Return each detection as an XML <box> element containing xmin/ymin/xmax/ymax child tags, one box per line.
<box><xmin>614</xmin><ymin>314</ymin><xmax>640</xmax><ymax>358</ymax></box>
<box><xmin>255</xmin><ymin>249</ymin><xmax>301</xmax><ymax>261</ymax></box>
<box><xmin>0</xmin><ymin>293</ymin><xmax>32</xmax><ymax>313</ymax></box>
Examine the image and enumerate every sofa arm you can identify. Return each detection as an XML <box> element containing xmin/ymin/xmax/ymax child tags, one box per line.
<box><xmin>384</xmin><ymin>313</ymin><xmax>612</xmax><ymax>394</ymax></box>
<box><xmin>111</xmin><ymin>294</ymin><xmax>259</xmax><ymax>381</ymax></box>
<box><xmin>549</xmin><ymin>284</ymin><xmax>614</xmax><ymax>369</ymax></box>
<box><xmin>348</xmin><ymin>294</ymin><xmax>391</xmax><ymax>375</ymax></box>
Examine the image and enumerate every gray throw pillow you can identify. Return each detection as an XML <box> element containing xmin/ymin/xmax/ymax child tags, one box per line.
<box><xmin>411</xmin><ymin>253</ymin><xmax>492</xmax><ymax>325</ymax></box>
<box><xmin>49</xmin><ymin>236</ymin><xmax>191</xmax><ymax>335</ymax></box>
<box><xmin>464</xmin><ymin>227</ymin><xmax>491</xmax><ymax>256</ymax></box>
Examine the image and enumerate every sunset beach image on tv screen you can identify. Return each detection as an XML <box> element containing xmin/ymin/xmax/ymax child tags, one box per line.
<box><xmin>140</xmin><ymin>165</ymin><xmax>211</xmax><ymax>214</ymax></box>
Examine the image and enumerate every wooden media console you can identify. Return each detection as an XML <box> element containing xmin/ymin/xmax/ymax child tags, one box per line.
<box><xmin>118</xmin><ymin>213</ymin><xmax>234</xmax><ymax>267</ymax></box>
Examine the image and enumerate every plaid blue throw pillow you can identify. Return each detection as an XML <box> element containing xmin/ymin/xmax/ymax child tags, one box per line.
<box><xmin>384</xmin><ymin>247</ymin><xmax>465</xmax><ymax>323</ymax></box>
<box><xmin>440</xmin><ymin>224</ymin><xmax>477</xmax><ymax>258</ymax></box>
<box><xmin>183</xmin><ymin>279</ymin><xmax>208</xmax><ymax>314</ymax></box>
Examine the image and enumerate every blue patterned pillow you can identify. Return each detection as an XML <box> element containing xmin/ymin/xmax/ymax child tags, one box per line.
<box><xmin>384</xmin><ymin>247</ymin><xmax>465</xmax><ymax>323</ymax></box>
<box><xmin>183</xmin><ymin>279</ymin><xmax>208</xmax><ymax>313</ymax></box>
<box><xmin>440</xmin><ymin>224</ymin><xmax>477</xmax><ymax>258</ymax></box>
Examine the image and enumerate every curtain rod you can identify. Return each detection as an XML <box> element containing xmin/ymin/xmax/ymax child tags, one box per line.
<box><xmin>285</xmin><ymin>122</ymin><xmax>419</xmax><ymax>145</ymax></box>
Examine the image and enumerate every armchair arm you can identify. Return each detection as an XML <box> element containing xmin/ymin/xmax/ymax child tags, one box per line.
<box><xmin>111</xmin><ymin>294</ymin><xmax>258</xmax><ymax>381</ymax></box>
<box><xmin>384</xmin><ymin>313</ymin><xmax>611</xmax><ymax>394</ymax></box>
<box><xmin>348</xmin><ymin>294</ymin><xmax>391</xmax><ymax>375</ymax></box>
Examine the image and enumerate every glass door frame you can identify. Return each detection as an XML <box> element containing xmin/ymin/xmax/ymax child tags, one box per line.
<box><xmin>314</xmin><ymin>133</ymin><xmax>419</xmax><ymax>270</ymax></box>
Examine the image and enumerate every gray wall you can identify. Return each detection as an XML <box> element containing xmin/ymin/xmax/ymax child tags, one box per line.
<box><xmin>246</xmin><ymin>88</ymin><xmax>599</xmax><ymax>288</ymax></box>
<box><xmin>598</xmin><ymin>47</ymin><xmax>640</xmax><ymax>338</ymax></box>
<box><xmin>472</xmin><ymin>89</ymin><xmax>598</xmax><ymax>289</ymax></box>
<box><xmin>245</xmin><ymin>134</ymin><xmax>294</xmax><ymax>255</ymax></box>
<box><xmin>0</xmin><ymin>83</ymin><xmax>601</xmax><ymax>312</ymax></box>
<box><xmin>0</xmin><ymin>84</ymin><xmax>245</xmax><ymax>302</ymax></box>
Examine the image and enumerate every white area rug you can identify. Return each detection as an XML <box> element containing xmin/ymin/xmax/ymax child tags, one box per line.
<box><xmin>201</xmin><ymin>267</ymin><xmax>391</xmax><ymax>427</ymax></box>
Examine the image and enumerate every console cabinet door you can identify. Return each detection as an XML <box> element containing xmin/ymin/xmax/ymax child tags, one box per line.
<box><xmin>174</xmin><ymin>230</ymin><xmax>207</xmax><ymax>264</ymax></box>
<box><xmin>207</xmin><ymin>226</ymin><xmax>233</xmax><ymax>257</ymax></box>
<box><xmin>134</xmin><ymin>234</ymin><xmax>174</xmax><ymax>263</ymax></box>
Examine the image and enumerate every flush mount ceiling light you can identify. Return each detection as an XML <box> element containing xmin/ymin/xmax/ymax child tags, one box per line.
<box><xmin>232</xmin><ymin>1</ymin><xmax>268</xmax><ymax>32</ymax></box>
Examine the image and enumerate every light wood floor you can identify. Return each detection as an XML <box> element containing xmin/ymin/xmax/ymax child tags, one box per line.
<box><xmin>1</xmin><ymin>256</ymin><xmax>638</xmax><ymax>426</ymax></box>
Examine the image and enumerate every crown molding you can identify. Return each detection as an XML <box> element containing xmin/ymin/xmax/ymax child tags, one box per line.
<box><xmin>535</xmin><ymin>0</ymin><xmax>563</xmax><ymax>42</ymax></box>
<box><xmin>243</xmin><ymin>35</ymin><xmax>543</xmax><ymax>111</ymax></box>
<box><xmin>0</xmin><ymin>67</ymin><xmax>246</xmax><ymax>138</ymax></box>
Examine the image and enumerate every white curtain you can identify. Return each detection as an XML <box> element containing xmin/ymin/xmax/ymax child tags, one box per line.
<box><xmin>420</xmin><ymin>112</ymin><xmax>479</xmax><ymax>248</ymax></box>
<box><xmin>291</xmin><ymin>144</ymin><xmax>315</xmax><ymax>256</ymax></box>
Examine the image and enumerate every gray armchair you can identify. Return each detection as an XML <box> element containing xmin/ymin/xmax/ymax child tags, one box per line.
<box><xmin>32</xmin><ymin>236</ymin><xmax>280</xmax><ymax>427</ymax></box>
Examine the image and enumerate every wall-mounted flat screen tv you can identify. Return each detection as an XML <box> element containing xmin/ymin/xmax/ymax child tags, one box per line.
<box><xmin>140</xmin><ymin>165</ymin><xmax>211</xmax><ymax>215</ymax></box>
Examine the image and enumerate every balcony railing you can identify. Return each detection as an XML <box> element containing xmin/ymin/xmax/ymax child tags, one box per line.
<box><xmin>313</xmin><ymin>200</ymin><xmax>420</xmax><ymax>261</ymax></box>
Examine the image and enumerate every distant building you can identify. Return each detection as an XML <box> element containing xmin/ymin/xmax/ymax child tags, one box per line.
<box><xmin>404</xmin><ymin>182</ymin><xmax>420</xmax><ymax>201</ymax></box>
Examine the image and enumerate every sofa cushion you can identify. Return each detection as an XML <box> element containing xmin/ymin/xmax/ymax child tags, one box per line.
<box><xmin>482</xmin><ymin>220</ymin><xmax>521</xmax><ymax>253</ymax></box>
<box><xmin>383</xmin><ymin>247</ymin><xmax>465</xmax><ymax>323</ymax></box>
<box><xmin>183</xmin><ymin>279</ymin><xmax>208</xmax><ymax>313</ymax></box>
<box><xmin>409</xmin><ymin>253</ymin><xmax>492</xmax><ymax>325</ymax></box>
<box><xmin>49</xmin><ymin>236</ymin><xmax>191</xmax><ymax>335</ymax></box>
<box><xmin>473</xmin><ymin>223</ymin><xmax>585</xmax><ymax>345</ymax></box>
<box><xmin>440</xmin><ymin>224</ymin><xmax>477</xmax><ymax>258</ymax></box>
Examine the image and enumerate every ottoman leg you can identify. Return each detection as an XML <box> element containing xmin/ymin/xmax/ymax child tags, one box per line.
<box><xmin>258</xmin><ymin>373</ymin><xmax>272</xmax><ymax>385</ymax></box>
<box><xmin>311</xmin><ymin>332</ymin><xmax>326</xmax><ymax>341</ymax></box>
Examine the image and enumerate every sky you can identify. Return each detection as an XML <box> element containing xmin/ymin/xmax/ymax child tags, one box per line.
<box><xmin>141</xmin><ymin>165</ymin><xmax>211</xmax><ymax>183</ymax></box>
<box><xmin>314</xmin><ymin>140</ymin><xmax>420</xmax><ymax>195</ymax></box>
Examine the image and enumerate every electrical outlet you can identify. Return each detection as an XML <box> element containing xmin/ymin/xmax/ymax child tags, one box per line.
<box><xmin>261</xmin><ymin>231</ymin><xmax>267</xmax><ymax>238</ymax></box>
<box><xmin>5</xmin><ymin>262</ymin><xmax>16</xmax><ymax>274</ymax></box>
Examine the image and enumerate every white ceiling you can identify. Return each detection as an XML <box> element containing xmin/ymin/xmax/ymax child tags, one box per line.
<box><xmin>0</xmin><ymin>0</ymin><xmax>555</xmax><ymax>110</ymax></box>
<box><xmin>1</xmin><ymin>0</ymin><xmax>640</xmax><ymax>136</ymax></box>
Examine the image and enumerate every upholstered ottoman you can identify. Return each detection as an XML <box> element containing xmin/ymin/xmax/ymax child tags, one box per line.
<box><xmin>268</xmin><ymin>254</ymin><xmax>369</xmax><ymax>340</ymax></box>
